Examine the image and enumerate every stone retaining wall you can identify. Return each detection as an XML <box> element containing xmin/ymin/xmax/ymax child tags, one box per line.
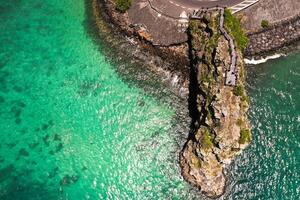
<box><xmin>241</xmin><ymin>0</ymin><xmax>300</xmax><ymax>30</ymax></box>
<box><xmin>245</xmin><ymin>15</ymin><xmax>300</xmax><ymax>56</ymax></box>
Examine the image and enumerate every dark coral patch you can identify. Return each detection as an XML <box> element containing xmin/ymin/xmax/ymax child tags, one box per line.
<box><xmin>28</xmin><ymin>142</ymin><xmax>39</xmax><ymax>149</ymax></box>
<box><xmin>81</xmin><ymin>166</ymin><xmax>88</xmax><ymax>171</ymax></box>
<box><xmin>0</xmin><ymin>164</ymin><xmax>15</xmax><ymax>182</ymax></box>
<box><xmin>55</xmin><ymin>143</ymin><xmax>63</xmax><ymax>152</ymax></box>
<box><xmin>53</xmin><ymin>134</ymin><xmax>61</xmax><ymax>141</ymax></box>
<box><xmin>11</xmin><ymin>100</ymin><xmax>26</xmax><ymax>108</ymax></box>
<box><xmin>48</xmin><ymin>167</ymin><xmax>59</xmax><ymax>179</ymax></box>
<box><xmin>18</xmin><ymin>148</ymin><xmax>29</xmax><ymax>157</ymax></box>
<box><xmin>13</xmin><ymin>86</ymin><xmax>23</xmax><ymax>93</ymax></box>
<box><xmin>11</xmin><ymin>106</ymin><xmax>22</xmax><ymax>118</ymax></box>
<box><xmin>15</xmin><ymin>118</ymin><xmax>22</xmax><ymax>125</ymax></box>
<box><xmin>7</xmin><ymin>143</ymin><xmax>17</xmax><ymax>148</ymax></box>
<box><xmin>60</xmin><ymin>174</ymin><xmax>79</xmax><ymax>186</ymax></box>
<box><xmin>0</xmin><ymin>71</ymin><xmax>10</xmax><ymax>93</ymax></box>
<box><xmin>0</xmin><ymin>96</ymin><xmax>5</xmax><ymax>104</ymax></box>
<box><xmin>137</xmin><ymin>99</ymin><xmax>145</xmax><ymax>107</ymax></box>
<box><xmin>42</xmin><ymin>124</ymin><xmax>49</xmax><ymax>131</ymax></box>
<box><xmin>43</xmin><ymin>135</ymin><xmax>50</xmax><ymax>146</ymax></box>
<box><xmin>20</xmin><ymin>128</ymin><xmax>27</xmax><ymax>134</ymax></box>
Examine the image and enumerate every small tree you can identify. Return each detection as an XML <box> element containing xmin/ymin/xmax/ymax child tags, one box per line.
<box><xmin>115</xmin><ymin>0</ymin><xmax>132</xmax><ymax>13</ymax></box>
<box><xmin>261</xmin><ymin>20</ymin><xmax>269</xmax><ymax>28</ymax></box>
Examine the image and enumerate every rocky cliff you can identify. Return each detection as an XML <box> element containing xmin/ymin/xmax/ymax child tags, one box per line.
<box><xmin>180</xmin><ymin>10</ymin><xmax>251</xmax><ymax>198</ymax></box>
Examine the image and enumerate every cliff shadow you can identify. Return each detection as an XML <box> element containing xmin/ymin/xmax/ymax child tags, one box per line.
<box><xmin>186</xmin><ymin>26</ymin><xmax>200</xmax><ymax>143</ymax></box>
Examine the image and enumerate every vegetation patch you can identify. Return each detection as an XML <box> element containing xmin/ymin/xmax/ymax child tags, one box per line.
<box><xmin>201</xmin><ymin>128</ymin><xmax>214</xmax><ymax>149</ymax></box>
<box><xmin>224</xmin><ymin>9</ymin><xmax>249</xmax><ymax>51</ymax></box>
<box><xmin>236</xmin><ymin>118</ymin><xmax>243</xmax><ymax>126</ymax></box>
<box><xmin>232</xmin><ymin>84</ymin><xmax>244</xmax><ymax>96</ymax></box>
<box><xmin>241</xmin><ymin>94</ymin><xmax>250</xmax><ymax>104</ymax></box>
<box><xmin>239</xmin><ymin>129</ymin><xmax>251</xmax><ymax>144</ymax></box>
<box><xmin>191</xmin><ymin>153</ymin><xmax>202</xmax><ymax>168</ymax></box>
<box><xmin>189</xmin><ymin>20</ymin><xmax>207</xmax><ymax>50</ymax></box>
<box><xmin>199</xmin><ymin>67</ymin><xmax>215</xmax><ymax>85</ymax></box>
<box><xmin>261</xmin><ymin>19</ymin><xmax>270</xmax><ymax>28</ymax></box>
<box><xmin>115</xmin><ymin>0</ymin><xmax>132</xmax><ymax>13</ymax></box>
<box><xmin>232</xmin><ymin>83</ymin><xmax>250</xmax><ymax>103</ymax></box>
<box><xmin>238</xmin><ymin>63</ymin><xmax>246</xmax><ymax>82</ymax></box>
<box><xmin>189</xmin><ymin>20</ymin><xmax>201</xmax><ymax>34</ymax></box>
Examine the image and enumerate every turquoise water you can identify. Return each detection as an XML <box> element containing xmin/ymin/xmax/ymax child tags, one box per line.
<box><xmin>0</xmin><ymin>0</ymin><xmax>191</xmax><ymax>199</ymax></box>
<box><xmin>226</xmin><ymin>53</ymin><xmax>300</xmax><ymax>200</ymax></box>
<box><xmin>0</xmin><ymin>0</ymin><xmax>299</xmax><ymax>199</ymax></box>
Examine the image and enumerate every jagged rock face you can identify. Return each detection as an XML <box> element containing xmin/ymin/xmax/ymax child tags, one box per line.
<box><xmin>180</xmin><ymin>11</ymin><xmax>251</xmax><ymax>198</ymax></box>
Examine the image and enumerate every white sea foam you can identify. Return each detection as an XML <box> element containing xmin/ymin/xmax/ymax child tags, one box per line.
<box><xmin>244</xmin><ymin>53</ymin><xmax>286</xmax><ymax>65</ymax></box>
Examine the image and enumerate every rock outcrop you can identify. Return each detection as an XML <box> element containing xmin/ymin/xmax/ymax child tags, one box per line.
<box><xmin>180</xmin><ymin>11</ymin><xmax>251</xmax><ymax>198</ymax></box>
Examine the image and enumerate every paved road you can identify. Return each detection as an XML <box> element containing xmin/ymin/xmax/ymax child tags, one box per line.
<box><xmin>165</xmin><ymin>0</ymin><xmax>246</xmax><ymax>8</ymax></box>
<box><xmin>149</xmin><ymin>0</ymin><xmax>259</xmax><ymax>18</ymax></box>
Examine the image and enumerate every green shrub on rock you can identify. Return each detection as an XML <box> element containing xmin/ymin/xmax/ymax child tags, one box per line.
<box><xmin>239</xmin><ymin>129</ymin><xmax>251</xmax><ymax>144</ymax></box>
<box><xmin>233</xmin><ymin>84</ymin><xmax>244</xmax><ymax>96</ymax></box>
<box><xmin>261</xmin><ymin>19</ymin><xmax>270</xmax><ymax>28</ymax></box>
<box><xmin>224</xmin><ymin>9</ymin><xmax>249</xmax><ymax>51</ymax></box>
<box><xmin>241</xmin><ymin>94</ymin><xmax>250</xmax><ymax>104</ymax></box>
<box><xmin>201</xmin><ymin>128</ymin><xmax>213</xmax><ymax>149</ymax></box>
<box><xmin>115</xmin><ymin>0</ymin><xmax>132</xmax><ymax>13</ymax></box>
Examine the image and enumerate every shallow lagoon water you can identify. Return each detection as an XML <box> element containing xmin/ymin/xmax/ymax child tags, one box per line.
<box><xmin>0</xmin><ymin>0</ymin><xmax>299</xmax><ymax>199</ymax></box>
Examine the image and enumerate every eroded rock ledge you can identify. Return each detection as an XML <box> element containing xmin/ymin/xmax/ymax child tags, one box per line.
<box><xmin>180</xmin><ymin>10</ymin><xmax>251</xmax><ymax>198</ymax></box>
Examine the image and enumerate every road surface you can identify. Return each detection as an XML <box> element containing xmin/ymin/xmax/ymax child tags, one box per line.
<box><xmin>149</xmin><ymin>0</ymin><xmax>260</xmax><ymax>18</ymax></box>
<box><xmin>162</xmin><ymin>0</ymin><xmax>246</xmax><ymax>8</ymax></box>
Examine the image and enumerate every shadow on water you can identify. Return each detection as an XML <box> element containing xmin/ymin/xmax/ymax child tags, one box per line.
<box><xmin>81</xmin><ymin>0</ymin><xmax>189</xmax><ymax>105</ymax></box>
<box><xmin>81</xmin><ymin>1</ymin><xmax>192</xmax><ymax>149</ymax></box>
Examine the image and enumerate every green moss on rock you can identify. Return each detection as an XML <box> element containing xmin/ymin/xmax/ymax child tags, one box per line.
<box><xmin>115</xmin><ymin>0</ymin><xmax>132</xmax><ymax>13</ymax></box>
<box><xmin>201</xmin><ymin>128</ymin><xmax>214</xmax><ymax>149</ymax></box>
<box><xmin>261</xmin><ymin>19</ymin><xmax>270</xmax><ymax>28</ymax></box>
<box><xmin>241</xmin><ymin>94</ymin><xmax>250</xmax><ymax>104</ymax></box>
<box><xmin>239</xmin><ymin>129</ymin><xmax>251</xmax><ymax>144</ymax></box>
<box><xmin>224</xmin><ymin>9</ymin><xmax>249</xmax><ymax>51</ymax></box>
<box><xmin>233</xmin><ymin>84</ymin><xmax>244</xmax><ymax>96</ymax></box>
